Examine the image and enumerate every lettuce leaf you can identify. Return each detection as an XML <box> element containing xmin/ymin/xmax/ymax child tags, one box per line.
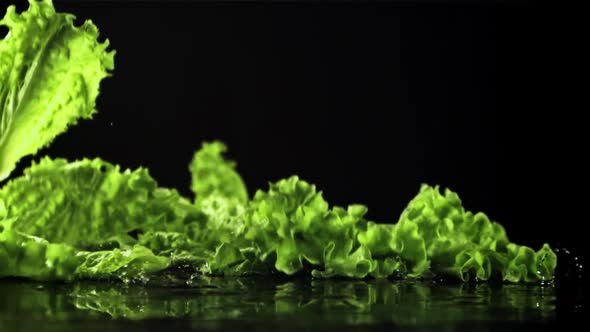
<box><xmin>0</xmin><ymin>0</ymin><xmax>114</xmax><ymax>181</ymax></box>
<box><xmin>0</xmin><ymin>157</ymin><xmax>202</xmax><ymax>280</ymax></box>
<box><xmin>0</xmin><ymin>157</ymin><xmax>202</xmax><ymax>248</ymax></box>
<box><xmin>0</xmin><ymin>228</ymin><xmax>169</xmax><ymax>281</ymax></box>
<box><xmin>186</xmin><ymin>141</ymin><xmax>257</xmax><ymax>275</ymax></box>
<box><xmin>190</xmin><ymin>141</ymin><xmax>248</xmax><ymax>204</ymax></box>
<box><xmin>391</xmin><ymin>184</ymin><xmax>556</xmax><ymax>282</ymax></box>
<box><xmin>0</xmin><ymin>228</ymin><xmax>79</xmax><ymax>280</ymax></box>
<box><xmin>242</xmin><ymin>178</ymin><xmax>555</xmax><ymax>282</ymax></box>
<box><xmin>245</xmin><ymin>176</ymin><xmax>330</xmax><ymax>274</ymax></box>
<box><xmin>75</xmin><ymin>246</ymin><xmax>170</xmax><ymax>281</ymax></box>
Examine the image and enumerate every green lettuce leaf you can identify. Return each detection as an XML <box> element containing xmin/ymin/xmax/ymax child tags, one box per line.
<box><xmin>311</xmin><ymin>205</ymin><xmax>376</xmax><ymax>278</ymax></box>
<box><xmin>0</xmin><ymin>227</ymin><xmax>170</xmax><ymax>282</ymax></box>
<box><xmin>0</xmin><ymin>157</ymin><xmax>202</xmax><ymax>248</ymax></box>
<box><xmin>75</xmin><ymin>246</ymin><xmax>170</xmax><ymax>281</ymax></box>
<box><xmin>190</xmin><ymin>141</ymin><xmax>248</xmax><ymax>204</ymax></box>
<box><xmin>392</xmin><ymin>184</ymin><xmax>556</xmax><ymax>282</ymax></box>
<box><xmin>238</xmin><ymin>177</ymin><xmax>556</xmax><ymax>282</ymax></box>
<box><xmin>245</xmin><ymin>176</ymin><xmax>330</xmax><ymax>274</ymax></box>
<box><xmin>0</xmin><ymin>0</ymin><xmax>114</xmax><ymax>181</ymax></box>
<box><xmin>0</xmin><ymin>157</ymin><xmax>205</xmax><ymax>281</ymax></box>
<box><xmin>0</xmin><ymin>228</ymin><xmax>79</xmax><ymax>280</ymax></box>
<box><xmin>245</xmin><ymin>176</ymin><xmax>380</xmax><ymax>278</ymax></box>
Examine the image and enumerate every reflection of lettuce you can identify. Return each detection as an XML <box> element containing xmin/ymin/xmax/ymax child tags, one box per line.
<box><xmin>0</xmin><ymin>279</ymin><xmax>556</xmax><ymax>323</ymax></box>
<box><xmin>71</xmin><ymin>280</ymin><xmax>554</xmax><ymax>322</ymax></box>
<box><xmin>0</xmin><ymin>0</ymin><xmax>556</xmax><ymax>283</ymax></box>
<box><xmin>0</xmin><ymin>0</ymin><xmax>114</xmax><ymax>180</ymax></box>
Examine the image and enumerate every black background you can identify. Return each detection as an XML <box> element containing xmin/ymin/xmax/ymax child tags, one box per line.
<box><xmin>2</xmin><ymin>1</ymin><xmax>584</xmax><ymax>261</ymax></box>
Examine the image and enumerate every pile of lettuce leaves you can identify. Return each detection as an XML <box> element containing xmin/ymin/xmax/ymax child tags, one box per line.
<box><xmin>0</xmin><ymin>0</ymin><xmax>556</xmax><ymax>284</ymax></box>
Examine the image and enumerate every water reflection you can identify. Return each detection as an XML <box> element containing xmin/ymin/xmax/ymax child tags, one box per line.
<box><xmin>0</xmin><ymin>277</ymin><xmax>555</xmax><ymax>329</ymax></box>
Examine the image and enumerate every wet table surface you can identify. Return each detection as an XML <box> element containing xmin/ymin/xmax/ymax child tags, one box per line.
<box><xmin>0</xmin><ymin>275</ymin><xmax>570</xmax><ymax>332</ymax></box>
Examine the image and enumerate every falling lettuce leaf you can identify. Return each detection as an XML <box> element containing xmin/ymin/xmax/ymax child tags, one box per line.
<box><xmin>0</xmin><ymin>0</ymin><xmax>556</xmax><ymax>283</ymax></box>
<box><xmin>0</xmin><ymin>0</ymin><xmax>114</xmax><ymax>181</ymax></box>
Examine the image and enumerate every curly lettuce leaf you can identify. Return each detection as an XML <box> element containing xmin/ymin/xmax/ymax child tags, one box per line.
<box><xmin>245</xmin><ymin>176</ymin><xmax>378</xmax><ymax>278</ymax></box>
<box><xmin>245</xmin><ymin>176</ymin><xmax>330</xmax><ymax>274</ymax></box>
<box><xmin>240</xmin><ymin>177</ymin><xmax>556</xmax><ymax>282</ymax></box>
<box><xmin>357</xmin><ymin>222</ymin><xmax>402</xmax><ymax>277</ymax></box>
<box><xmin>0</xmin><ymin>0</ymin><xmax>114</xmax><ymax>181</ymax></box>
<box><xmin>392</xmin><ymin>184</ymin><xmax>556</xmax><ymax>282</ymax></box>
<box><xmin>311</xmin><ymin>205</ymin><xmax>377</xmax><ymax>278</ymax></box>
